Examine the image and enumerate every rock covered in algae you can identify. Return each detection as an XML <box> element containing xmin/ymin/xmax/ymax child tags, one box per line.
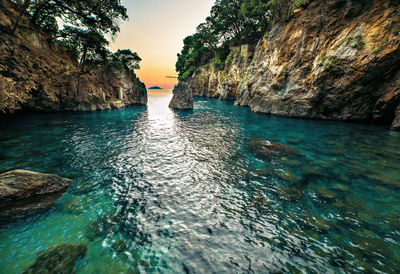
<box><xmin>168</xmin><ymin>82</ymin><xmax>193</xmax><ymax>110</ymax></box>
<box><xmin>0</xmin><ymin>169</ymin><xmax>73</xmax><ymax>220</ymax></box>
<box><xmin>248</xmin><ymin>138</ymin><xmax>300</xmax><ymax>159</ymax></box>
<box><xmin>23</xmin><ymin>243</ymin><xmax>87</xmax><ymax>274</ymax></box>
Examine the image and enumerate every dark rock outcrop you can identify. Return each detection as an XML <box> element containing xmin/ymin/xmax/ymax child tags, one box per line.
<box><xmin>187</xmin><ymin>0</ymin><xmax>400</xmax><ymax>130</ymax></box>
<box><xmin>23</xmin><ymin>243</ymin><xmax>87</xmax><ymax>274</ymax></box>
<box><xmin>0</xmin><ymin>0</ymin><xmax>147</xmax><ymax>113</ymax></box>
<box><xmin>392</xmin><ymin>105</ymin><xmax>400</xmax><ymax>130</ymax></box>
<box><xmin>169</xmin><ymin>82</ymin><xmax>194</xmax><ymax>110</ymax></box>
<box><xmin>0</xmin><ymin>169</ymin><xmax>73</xmax><ymax>219</ymax></box>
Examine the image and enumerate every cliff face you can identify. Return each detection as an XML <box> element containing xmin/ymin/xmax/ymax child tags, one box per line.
<box><xmin>188</xmin><ymin>0</ymin><xmax>400</xmax><ymax>130</ymax></box>
<box><xmin>0</xmin><ymin>1</ymin><xmax>147</xmax><ymax>113</ymax></box>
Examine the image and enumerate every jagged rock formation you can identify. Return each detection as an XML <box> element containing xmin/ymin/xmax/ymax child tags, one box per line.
<box><xmin>169</xmin><ymin>82</ymin><xmax>194</xmax><ymax>110</ymax></box>
<box><xmin>187</xmin><ymin>0</ymin><xmax>400</xmax><ymax>130</ymax></box>
<box><xmin>0</xmin><ymin>0</ymin><xmax>147</xmax><ymax>113</ymax></box>
<box><xmin>0</xmin><ymin>169</ymin><xmax>73</xmax><ymax>220</ymax></box>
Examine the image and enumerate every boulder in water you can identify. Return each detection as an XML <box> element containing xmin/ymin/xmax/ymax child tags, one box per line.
<box><xmin>168</xmin><ymin>82</ymin><xmax>193</xmax><ymax>110</ymax></box>
<box><xmin>0</xmin><ymin>169</ymin><xmax>73</xmax><ymax>220</ymax></box>
<box><xmin>248</xmin><ymin>138</ymin><xmax>300</xmax><ymax>159</ymax></box>
<box><xmin>23</xmin><ymin>243</ymin><xmax>87</xmax><ymax>274</ymax></box>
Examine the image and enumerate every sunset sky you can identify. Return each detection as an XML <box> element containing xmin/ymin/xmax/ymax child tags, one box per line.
<box><xmin>110</xmin><ymin>0</ymin><xmax>215</xmax><ymax>89</ymax></box>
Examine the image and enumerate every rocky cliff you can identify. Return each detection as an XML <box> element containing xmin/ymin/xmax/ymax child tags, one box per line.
<box><xmin>169</xmin><ymin>82</ymin><xmax>194</xmax><ymax>110</ymax></box>
<box><xmin>187</xmin><ymin>0</ymin><xmax>400</xmax><ymax>130</ymax></box>
<box><xmin>0</xmin><ymin>1</ymin><xmax>147</xmax><ymax>113</ymax></box>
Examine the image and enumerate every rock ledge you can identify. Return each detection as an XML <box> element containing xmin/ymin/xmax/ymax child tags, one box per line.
<box><xmin>0</xmin><ymin>169</ymin><xmax>73</xmax><ymax>220</ymax></box>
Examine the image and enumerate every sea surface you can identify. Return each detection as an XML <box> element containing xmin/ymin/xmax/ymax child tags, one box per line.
<box><xmin>0</xmin><ymin>91</ymin><xmax>400</xmax><ymax>273</ymax></box>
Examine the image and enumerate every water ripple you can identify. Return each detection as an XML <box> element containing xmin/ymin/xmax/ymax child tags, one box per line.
<box><xmin>0</xmin><ymin>93</ymin><xmax>400</xmax><ymax>273</ymax></box>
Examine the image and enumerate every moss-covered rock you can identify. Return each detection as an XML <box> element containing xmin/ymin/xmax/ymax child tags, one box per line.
<box><xmin>23</xmin><ymin>243</ymin><xmax>87</xmax><ymax>274</ymax></box>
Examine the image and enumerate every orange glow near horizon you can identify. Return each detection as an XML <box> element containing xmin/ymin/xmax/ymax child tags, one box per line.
<box><xmin>109</xmin><ymin>0</ymin><xmax>215</xmax><ymax>89</ymax></box>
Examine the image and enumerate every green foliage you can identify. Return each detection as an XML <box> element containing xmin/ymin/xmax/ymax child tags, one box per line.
<box><xmin>136</xmin><ymin>77</ymin><xmax>147</xmax><ymax>95</ymax></box>
<box><xmin>372</xmin><ymin>38</ymin><xmax>389</xmax><ymax>54</ymax></box>
<box><xmin>26</xmin><ymin>0</ymin><xmax>128</xmax><ymax>36</ymax></box>
<box><xmin>179</xmin><ymin>67</ymin><xmax>196</xmax><ymax>81</ymax></box>
<box><xmin>352</xmin><ymin>35</ymin><xmax>365</xmax><ymax>50</ymax></box>
<box><xmin>59</xmin><ymin>27</ymin><xmax>110</xmax><ymax>72</ymax></box>
<box><xmin>324</xmin><ymin>56</ymin><xmax>337</xmax><ymax>71</ymax></box>
<box><xmin>175</xmin><ymin>0</ymin><xmax>311</xmax><ymax>79</ymax></box>
<box><xmin>10</xmin><ymin>0</ymin><xmax>138</xmax><ymax>74</ymax></box>
<box><xmin>111</xmin><ymin>49</ymin><xmax>141</xmax><ymax>71</ymax></box>
<box><xmin>212</xmin><ymin>57</ymin><xmax>224</xmax><ymax>70</ymax></box>
<box><xmin>225</xmin><ymin>49</ymin><xmax>238</xmax><ymax>67</ymax></box>
<box><xmin>318</xmin><ymin>53</ymin><xmax>337</xmax><ymax>71</ymax></box>
<box><xmin>384</xmin><ymin>21</ymin><xmax>400</xmax><ymax>35</ymax></box>
<box><xmin>346</xmin><ymin>34</ymin><xmax>365</xmax><ymax>50</ymax></box>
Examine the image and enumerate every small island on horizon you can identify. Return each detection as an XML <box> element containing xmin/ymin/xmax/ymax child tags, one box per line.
<box><xmin>148</xmin><ymin>86</ymin><xmax>163</xmax><ymax>90</ymax></box>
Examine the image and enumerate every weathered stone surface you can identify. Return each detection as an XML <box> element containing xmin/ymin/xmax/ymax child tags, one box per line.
<box><xmin>188</xmin><ymin>0</ymin><xmax>400</xmax><ymax>130</ymax></box>
<box><xmin>169</xmin><ymin>82</ymin><xmax>194</xmax><ymax>110</ymax></box>
<box><xmin>391</xmin><ymin>105</ymin><xmax>400</xmax><ymax>131</ymax></box>
<box><xmin>0</xmin><ymin>169</ymin><xmax>73</xmax><ymax>219</ymax></box>
<box><xmin>23</xmin><ymin>243</ymin><xmax>87</xmax><ymax>274</ymax></box>
<box><xmin>0</xmin><ymin>0</ymin><xmax>147</xmax><ymax>113</ymax></box>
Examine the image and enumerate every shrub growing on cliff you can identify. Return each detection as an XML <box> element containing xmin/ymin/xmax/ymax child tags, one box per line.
<box><xmin>212</xmin><ymin>57</ymin><xmax>224</xmax><ymax>70</ymax></box>
<box><xmin>175</xmin><ymin>0</ymin><xmax>311</xmax><ymax>79</ymax></box>
<box><xmin>8</xmin><ymin>0</ymin><xmax>136</xmax><ymax>74</ymax></box>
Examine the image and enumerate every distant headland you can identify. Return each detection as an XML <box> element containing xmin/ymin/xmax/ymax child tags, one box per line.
<box><xmin>149</xmin><ymin>86</ymin><xmax>163</xmax><ymax>90</ymax></box>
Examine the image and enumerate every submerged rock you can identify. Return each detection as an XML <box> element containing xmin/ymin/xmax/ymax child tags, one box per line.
<box><xmin>169</xmin><ymin>82</ymin><xmax>194</xmax><ymax>110</ymax></box>
<box><xmin>62</xmin><ymin>197</ymin><xmax>84</xmax><ymax>214</ymax></box>
<box><xmin>112</xmin><ymin>239</ymin><xmax>127</xmax><ymax>252</ymax></box>
<box><xmin>23</xmin><ymin>243</ymin><xmax>87</xmax><ymax>274</ymax></box>
<box><xmin>302</xmin><ymin>212</ymin><xmax>331</xmax><ymax>233</ymax></box>
<box><xmin>0</xmin><ymin>169</ymin><xmax>73</xmax><ymax>220</ymax></box>
<box><xmin>278</xmin><ymin>186</ymin><xmax>303</xmax><ymax>201</ymax></box>
<box><xmin>317</xmin><ymin>188</ymin><xmax>337</xmax><ymax>201</ymax></box>
<box><xmin>352</xmin><ymin>234</ymin><xmax>389</xmax><ymax>259</ymax></box>
<box><xmin>248</xmin><ymin>138</ymin><xmax>300</xmax><ymax>159</ymax></box>
<box><xmin>86</xmin><ymin>211</ymin><xmax>125</xmax><ymax>241</ymax></box>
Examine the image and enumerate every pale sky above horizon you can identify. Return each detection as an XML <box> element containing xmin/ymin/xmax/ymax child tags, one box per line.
<box><xmin>110</xmin><ymin>0</ymin><xmax>215</xmax><ymax>88</ymax></box>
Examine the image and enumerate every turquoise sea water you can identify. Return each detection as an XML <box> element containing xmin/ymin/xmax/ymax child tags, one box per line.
<box><xmin>0</xmin><ymin>92</ymin><xmax>400</xmax><ymax>273</ymax></box>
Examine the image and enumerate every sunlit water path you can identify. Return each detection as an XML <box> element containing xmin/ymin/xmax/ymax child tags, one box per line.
<box><xmin>0</xmin><ymin>91</ymin><xmax>400</xmax><ymax>273</ymax></box>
